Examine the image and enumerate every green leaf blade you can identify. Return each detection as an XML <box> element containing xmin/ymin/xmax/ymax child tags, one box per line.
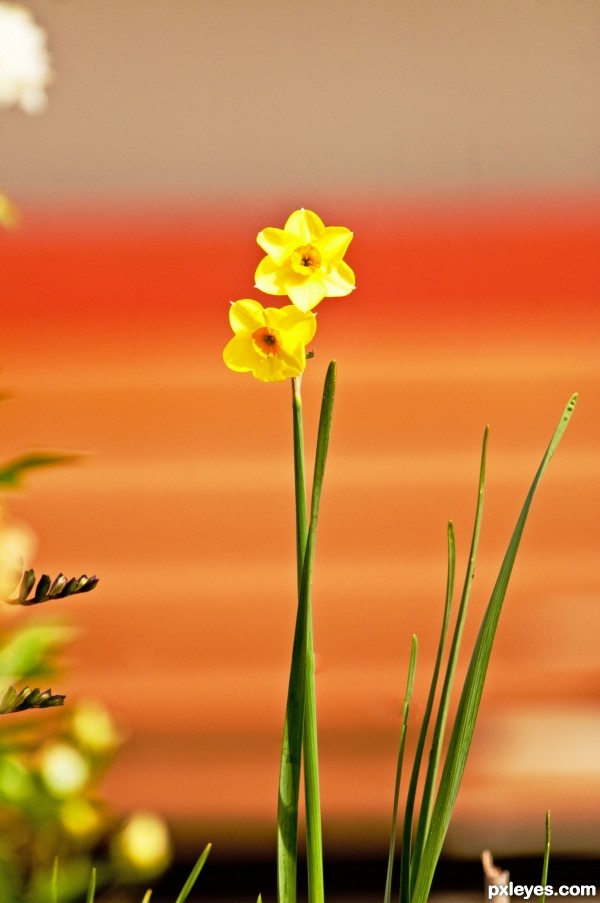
<box><xmin>411</xmin><ymin>394</ymin><xmax>577</xmax><ymax>903</ymax></box>
<box><xmin>0</xmin><ymin>452</ymin><xmax>79</xmax><ymax>489</ymax></box>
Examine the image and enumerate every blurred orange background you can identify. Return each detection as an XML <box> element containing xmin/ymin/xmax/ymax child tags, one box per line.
<box><xmin>2</xmin><ymin>0</ymin><xmax>600</xmax><ymax>867</ymax></box>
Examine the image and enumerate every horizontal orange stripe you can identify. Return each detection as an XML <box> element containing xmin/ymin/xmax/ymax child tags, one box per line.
<box><xmin>1</xmin><ymin>201</ymin><xmax>599</xmax><ymax>856</ymax></box>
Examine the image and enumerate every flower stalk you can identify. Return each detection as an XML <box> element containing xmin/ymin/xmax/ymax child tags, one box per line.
<box><xmin>292</xmin><ymin>373</ymin><xmax>325</xmax><ymax>903</ymax></box>
<box><xmin>278</xmin><ymin>363</ymin><xmax>336</xmax><ymax>903</ymax></box>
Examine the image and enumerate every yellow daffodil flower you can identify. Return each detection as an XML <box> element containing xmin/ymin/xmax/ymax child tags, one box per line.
<box><xmin>223</xmin><ymin>299</ymin><xmax>316</xmax><ymax>382</ymax></box>
<box><xmin>255</xmin><ymin>208</ymin><xmax>355</xmax><ymax>312</ymax></box>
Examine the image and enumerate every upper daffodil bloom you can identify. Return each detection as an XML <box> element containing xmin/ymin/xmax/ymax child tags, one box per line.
<box><xmin>223</xmin><ymin>299</ymin><xmax>316</xmax><ymax>382</ymax></box>
<box><xmin>255</xmin><ymin>208</ymin><xmax>355</xmax><ymax>312</ymax></box>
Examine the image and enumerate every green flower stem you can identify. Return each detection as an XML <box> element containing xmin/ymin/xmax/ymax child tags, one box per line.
<box><xmin>302</xmin><ymin>363</ymin><xmax>337</xmax><ymax>903</ymax></box>
<box><xmin>292</xmin><ymin>372</ymin><xmax>325</xmax><ymax>903</ymax></box>
<box><xmin>291</xmin><ymin>374</ymin><xmax>308</xmax><ymax>589</ymax></box>
<box><xmin>303</xmin><ymin>570</ymin><xmax>324</xmax><ymax>903</ymax></box>
<box><xmin>278</xmin><ymin>365</ymin><xmax>336</xmax><ymax>903</ymax></box>
<box><xmin>276</xmin><ymin>376</ymin><xmax>309</xmax><ymax>903</ymax></box>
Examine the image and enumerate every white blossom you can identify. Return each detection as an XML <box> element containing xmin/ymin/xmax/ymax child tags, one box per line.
<box><xmin>0</xmin><ymin>2</ymin><xmax>52</xmax><ymax>113</ymax></box>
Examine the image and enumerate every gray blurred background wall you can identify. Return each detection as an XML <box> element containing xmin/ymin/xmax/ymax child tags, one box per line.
<box><xmin>5</xmin><ymin>0</ymin><xmax>600</xmax><ymax>204</ymax></box>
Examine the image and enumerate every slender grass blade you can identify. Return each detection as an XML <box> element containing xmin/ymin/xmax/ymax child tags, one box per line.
<box><xmin>411</xmin><ymin>394</ymin><xmax>577</xmax><ymax>903</ymax></box>
<box><xmin>174</xmin><ymin>843</ymin><xmax>212</xmax><ymax>903</ymax></box>
<box><xmin>411</xmin><ymin>429</ymin><xmax>488</xmax><ymax>888</ymax></box>
<box><xmin>400</xmin><ymin>522</ymin><xmax>455</xmax><ymax>903</ymax></box>
<box><xmin>384</xmin><ymin>635</ymin><xmax>417</xmax><ymax>903</ymax></box>
<box><xmin>85</xmin><ymin>868</ymin><xmax>96</xmax><ymax>903</ymax></box>
<box><xmin>541</xmin><ymin>811</ymin><xmax>551</xmax><ymax>903</ymax></box>
<box><xmin>50</xmin><ymin>858</ymin><xmax>58</xmax><ymax>903</ymax></box>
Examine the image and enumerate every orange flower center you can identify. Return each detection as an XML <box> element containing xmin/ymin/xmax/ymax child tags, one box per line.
<box><xmin>252</xmin><ymin>326</ymin><xmax>282</xmax><ymax>357</ymax></box>
<box><xmin>290</xmin><ymin>244</ymin><xmax>322</xmax><ymax>275</ymax></box>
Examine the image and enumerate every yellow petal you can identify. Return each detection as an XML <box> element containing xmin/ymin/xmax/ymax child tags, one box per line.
<box><xmin>321</xmin><ymin>261</ymin><xmax>356</xmax><ymax>297</ymax></box>
<box><xmin>286</xmin><ymin>275</ymin><xmax>327</xmax><ymax>312</ymax></box>
<box><xmin>256</xmin><ymin>228</ymin><xmax>297</xmax><ymax>265</ymax></box>
<box><xmin>252</xmin><ymin>354</ymin><xmax>295</xmax><ymax>382</ymax></box>
<box><xmin>229</xmin><ymin>299</ymin><xmax>266</xmax><ymax>333</ymax></box>
<box><xmin>284</xmin><ymin>209</ymin><xmax>325</xmax><ymax>243</ymax></box>
<box><xmin>316</xmin><ymin>226</ymin><xmax>353</xmax><ymax>262</ymax></box>
<box><xmin>223</xmin><ymin>334</ymin><xmax>255</xmax><ymax>372</ymax></box>
<box><xmin>254</xmin><ymin>256</ymin><xmax>290</xmax><ymax>296</ymax></box>
<box><xmin>278</xmin><ymin>344</ymin><xmax>306</xmax><ymax>376</ymax></box>
<box><xmin>277</xmin><ymin>305</ymin><xmax>317</xmax><ymax>347</ymax></box>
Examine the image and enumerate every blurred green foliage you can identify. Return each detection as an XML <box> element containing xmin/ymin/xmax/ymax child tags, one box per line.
<box><xmin>0</xmin><ymin>440</ymin><xmax>171</xmax><ymax>901</ymax></box>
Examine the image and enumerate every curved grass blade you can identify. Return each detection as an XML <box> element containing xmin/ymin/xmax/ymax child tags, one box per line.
<box><xmin>85</xmin><ymin>868</ymin><xmax>96</xmax><ymax>903</ymax></box>
<box><xmin>174</xmin><ymin>843</ymin><xmax>212</xmax><ymax>903</ymax></box>
<box><xmin>411</xmin><ymin>430</ymin><xmax>488</xmax><ymax>887</ymax></box>
<box><xmin>383</xmin><ymin>635</ymin><xmax>417</xmax><ymax>903</ymax></box>
<box><xmin>50</xmin><ymin>858</ymin><xmax>59</xmax><ymax>903</ymax></box>
<box><xmin>0</xmin><ymin>451</ymin><xmax>79</xmax><ymax>489</ymax></box>
<box><xmin>411</xmin><ymin>394</ymin><xmax>577</xmax><ymax>903</ymax></box>
<box><xmin>399</xmin><ymin>522</ymin><xmax>455</xmax><ymax>903</ymax></box>
<box><xmin>541</xmin><ymin>811</ymin><xmax>551</xmax><ymax>903</ymax></box>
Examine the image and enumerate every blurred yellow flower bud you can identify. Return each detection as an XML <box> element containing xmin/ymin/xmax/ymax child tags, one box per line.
<box><xmin>0</xmin><ymin>756</ymin><xmax>33</xmax><ymax>802</ymax></box>
<box><xmin>112</xmin><ymin>811</ymin><xmax>172</xmax><ymax>879</ymax></box>
<box><xmin>60</xmin><ymin>797</ymin><xmax>102</xmax><ymax>841</ymax></box>
<box><xmin>0</xmin><ymin>514</ymin><xmax>34</xmax><ymax>603</ymax></box>
<box><xmin>39</xmin><ymin>742</ymin><xmax>90</xmax><ymax>797</ymax></box>
<box><xmin>0</xmin><ymin>192</ymin><xmax>18</xmax><ymax>228</ymax></box>
<box><xmin>71</xmin><ymin>699</ymin><xmax>120</xmax><ymax>755</ymax></box>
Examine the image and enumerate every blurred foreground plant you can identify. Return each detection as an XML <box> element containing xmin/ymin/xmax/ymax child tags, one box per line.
<box><xmin>0</xmin><ymin>420</ymin><xmax>176</xmax><ymax>901</ymax></box>
<box><xmin>0</xmin><ymin>14</ymin><xmax>175</xmax><ymax>897</ymax></box>
<box><xmin>0</xmin><ymin>447</ymin><xmax>99</xmax><ymax>716</ymax></box>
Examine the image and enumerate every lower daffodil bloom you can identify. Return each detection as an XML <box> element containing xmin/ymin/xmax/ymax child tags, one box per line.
<box><xmin>223</xmin><ymin>299</ymin><xmax>316</xmax><ymax>382</ymax></box>
<box><xmin>255</xmin><ymin>208</ymin><xmax>355</xmax><ymax>312</ymax></box>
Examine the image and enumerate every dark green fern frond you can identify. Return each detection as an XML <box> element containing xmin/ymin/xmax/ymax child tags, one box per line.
<box><xmin>7</xmin><ymin>570</ymin><xmax>99</xmax><ymax>606</ymax></box>
<box><xmin>0</xmin><ymin>685</ymin><xmax>65</xmax><ymax>715</ymax></box>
